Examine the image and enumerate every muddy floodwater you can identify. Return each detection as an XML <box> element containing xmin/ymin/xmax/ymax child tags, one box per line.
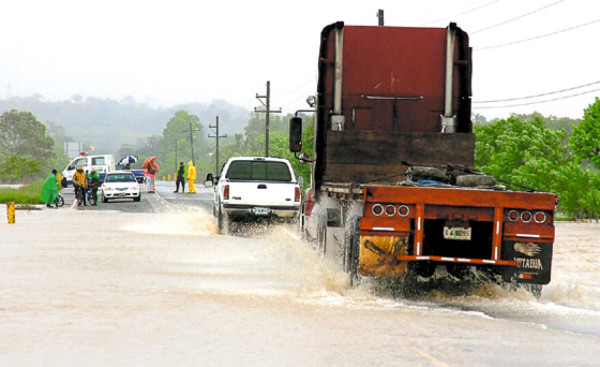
<box><xmin>1</xmin><ymin>206</ymin><xmax>599</xmax><ymax>366</ymax></box>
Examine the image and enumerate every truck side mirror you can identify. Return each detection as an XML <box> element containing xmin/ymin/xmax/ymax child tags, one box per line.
<box><xmin>204</xmin><ymin>173</ymin><xmax>214</xmax><ymax>188</ymax></box>
<box><xmin>289</xmin><ymin>117</ymin><xmax>302</xmax><ymax>152</ymax></box>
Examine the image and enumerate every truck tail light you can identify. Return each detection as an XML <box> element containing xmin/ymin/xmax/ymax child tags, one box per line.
<box><xmin>372</xmin><ymin>204</ymin><xmax>384</xmax><ymax>216</ymax></box>
<box><xmin>385</xmin><ymin>205</ymin><xmax>396</xmax><ymax>216</ymax></box>
<box><xmin>224</xmin><ymin>185</ymin><xmax>230</xmax><ymax>200</ymax></box>
<box><xmin>398</xmin><ymin>205</ymin><xmax>410</xmax><ymax>217</ymax></box>
<box><xmin>520</xmin><ymin>211</ymin><xmax>532</xmax><ymax>223</ymax></box>
<box><xmin>534</xmin><ymin>211</ymin><xmax>547</xmax><ymax>224</ymax></box>
<box><xmin>507</xmin><ymin>209</ymin><xmax>549</xmax><ymax>224</ymax></box>
<box><xmin>295</xmin><ymin>187</ymin><xmax>301</xmax><ymax>202</ymax></box>
<box><xmin>508</xmin><ymin>210</ymin><xmax>519</xmax><ymax>222</ymax></box>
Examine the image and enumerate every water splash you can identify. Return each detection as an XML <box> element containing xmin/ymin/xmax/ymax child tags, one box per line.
<box><xmin>120</xmin><ymin>205</ymin><xmax>217</xmax><ymax>236</ymax></box>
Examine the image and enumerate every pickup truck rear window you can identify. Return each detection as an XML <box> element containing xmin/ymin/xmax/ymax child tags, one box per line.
<box><xmin>226</xmin><ymin>161</ymin><xmax>292</xmax><ymax>181</ymax></box>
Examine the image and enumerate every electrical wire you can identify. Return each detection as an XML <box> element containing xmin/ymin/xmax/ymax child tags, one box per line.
<box><xmin>473</xmin><ymin>80</ymin><xmax>600</xmax><ymax>103</ymax></box>
<box><xmin>419</xmin><ymin>0</ymin><xmax>501</xmax><ymax>26</ymax></box>
<box><xmin>277</xmin><ymin>76</ymin><xmax>316</xmax><ymax>98</ymax></box>
<box><xmin>471</xmin><ymin>0</ymin><xmax>564</xmax><ymax>34</ymax></box>
<box><xmin>476</xmin><ymin>17</ymin><xmax>600</xmax><ymax>50</ymax></box>
<box><xmin>473</xmin><ymin>87</ymin><xmax>600</xmax><ymax>108</ymax></box>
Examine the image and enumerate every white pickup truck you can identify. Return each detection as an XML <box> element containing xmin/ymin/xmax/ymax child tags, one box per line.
<box><xmin>205</xmin><ymin>157</ymin><xmax>301</xmax><ymax>234</ymax></box>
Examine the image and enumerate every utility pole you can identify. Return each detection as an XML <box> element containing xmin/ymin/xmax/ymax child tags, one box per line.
<box><xmin>173</xmin><ymin>140</ymin><xmax>178</xmax><ymax>168</ymax></box>
<box><xmin>208</xmin><ymin>116</ymin><xmax>228</xmax><ymax>175</ymax></box>
<box><xmin>182</xmin><ymin>123</ymin><xmax>202</xmax><ymax>165</ymax></box>
<box><xmin>255</xmin><ymin>80</ymin><xmax>281</xmax><ymax>157</ymax></box>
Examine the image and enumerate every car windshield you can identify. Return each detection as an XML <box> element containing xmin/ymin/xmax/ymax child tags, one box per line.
<box><xmin>106</xmin><ymin>174</ymin><xmax>136</xmax><ymax>183</ymax></box>
<box><xmin>226</xmin><ymin>161</ymin><xmax>292</xmax><ymax>181</ymax></box>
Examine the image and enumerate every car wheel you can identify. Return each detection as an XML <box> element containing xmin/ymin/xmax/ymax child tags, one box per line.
<box><xmin>134</xmin><ymin>194</ymin><xmax>141</xmax><ymax>202</ymax></box>
<box><xmin>102</xmin><ymin>195</ymin><xmax>108</xmax><ymax>203</ymax></box>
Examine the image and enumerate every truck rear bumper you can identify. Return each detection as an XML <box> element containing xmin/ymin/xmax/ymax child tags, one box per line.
<box><xmin>358</xmin><ymin>232</ymin><xmax>553</xmax><ymax>284</ymax></box>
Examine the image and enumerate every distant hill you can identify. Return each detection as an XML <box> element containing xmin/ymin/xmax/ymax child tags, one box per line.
<box><xmin>0</xmin><ymin>95</ymin><xmax>251</xmax><ymax>153</ymax></box>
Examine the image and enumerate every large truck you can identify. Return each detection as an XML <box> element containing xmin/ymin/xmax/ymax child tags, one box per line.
<box><xmin>289</xmin><ymin>22</ymin><xmax>556</xmax><ymax>294</ymax></box>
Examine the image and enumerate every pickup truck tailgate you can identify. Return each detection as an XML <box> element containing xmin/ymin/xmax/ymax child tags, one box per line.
<box><xmin>227</xmin><ymin>181</ymin><xmax>297</xmax><ymax>207</ymax></box>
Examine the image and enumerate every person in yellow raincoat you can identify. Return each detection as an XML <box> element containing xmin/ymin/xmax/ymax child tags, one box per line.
<box><xmin>72</xmin><ymin>165</ymin><xmax>89</xmax><ymax>205</ymax></box>
<box><xmin>187</xmin><ymin>160</ymin><xmax>197</xmax><ymax>193</ymax></box>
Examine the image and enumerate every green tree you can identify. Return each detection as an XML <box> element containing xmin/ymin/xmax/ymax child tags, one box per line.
<box><xmin>475</xmin><ymin>115</ymin><xmax>600</xmax><ymax>219</ymax></box>
<box><xmin>161</xmin><ymin>110</ymin><xmax>204</xmax><ymax>173</ymax></box>
<box><xmin>570</xmin><ymin>98</ymin><xmax>600</xmax><ymax>169</ymax></box>
<box><xmin>0</xmin><ymin>110</ymin><xmax>56</xmax><ymax>182</ymax></box>
<box><xmin>0</xmin><ymin>110</ymin><xmax>55</xmax><ymax>158</ymax></box>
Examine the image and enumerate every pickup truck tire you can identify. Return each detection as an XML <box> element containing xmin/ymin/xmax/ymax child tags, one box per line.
<box><xmin>218</xmin><ymin>205</ymin><xmax>230</xmax><ymax>235</ymax></box>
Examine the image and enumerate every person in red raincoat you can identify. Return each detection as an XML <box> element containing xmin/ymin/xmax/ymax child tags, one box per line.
<box><xmin>144</xmin><ymin>161</ymin><xmax>159</xmax><ymax>193</ymax></box>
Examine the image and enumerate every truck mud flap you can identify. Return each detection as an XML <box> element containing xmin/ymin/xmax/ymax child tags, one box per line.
<box><xmin>503</xmin><ymin>241</ymin><xmax>553</xmax><ymax>285</ymax></box>
<box><xmin>358</xmin><ymin>235</ymin><xmax>410</xmax><ymax>277</ymax></box>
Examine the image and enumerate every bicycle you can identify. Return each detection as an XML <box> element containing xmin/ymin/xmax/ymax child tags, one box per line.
<box><xmin>87</xmin><ymin>181</ymin><xmax>100</xmax><ymax>206</ymax></box>
<box><xmin>74</xmin><ymin>184</ymin><xmax>86</xmax><ymax>207</ymax></box>
<box><xmin>54</xmin><ymin>193</ymin><xmax>64</xmax><ymax>208</ymax></box>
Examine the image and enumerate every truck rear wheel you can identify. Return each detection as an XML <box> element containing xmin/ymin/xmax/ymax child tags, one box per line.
<box><xmin>316</xmin><ymin>211</ymin><xmax>327</xmax><ymax>255</ymax></box>
<box><xmin>522</xmin><ymin>283</ymin><xmax>542</xmax><ymax>300</ymax></box>
<box><xmin>346</xmin><ymin>215</ymin><xmax>361</xmax><ymax>286</ymax></box>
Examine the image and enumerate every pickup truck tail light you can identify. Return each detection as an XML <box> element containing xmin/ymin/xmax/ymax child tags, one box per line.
<box><xmin>295</xmin><ymin>187</ymin><xmax>301</xmax><ymax>202</ymax></box>
<box><xmin>223</xmin><ymin>185</ymin><xmax>230</xmax><ymax>200</ymax></box>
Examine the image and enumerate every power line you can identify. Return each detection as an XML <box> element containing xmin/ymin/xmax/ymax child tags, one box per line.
<box><xmin>277</xmin><ymin>76</ymin><xmax>316</xmax><ymax>98</ymax></box>
<box><xmin>476</xmin><ymin>17</ymin><xmax>600</xmax><ymax>50</ymax></box>
<box><xmin>419</xmin><ymin>0</ymin><xmax>500</xmax><ymax>26</ymax></box>
<box><xmin>473</xmin><ymin>87</ymin><xmax>600</xmax><ymax>109</ymax></box>
<box><xmin>473</xmin><ymin>80</ymin><xmax>600</xmax><ymax>103</ymax></box>
<box><xmin>471</xmin><ymin>0</ymin><xmax>564</xmax><ymax>34</ymax></box>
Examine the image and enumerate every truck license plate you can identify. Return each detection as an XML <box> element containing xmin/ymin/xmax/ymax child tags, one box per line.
<box><xmin>253</xmin><ymin>207</ymin><xmax>269</xmax><ymax>216</ymax></box>
<box><xmin>443</xmin><ymin>226</ymin><xmax>472</xmax><ymax>241</ymax></box>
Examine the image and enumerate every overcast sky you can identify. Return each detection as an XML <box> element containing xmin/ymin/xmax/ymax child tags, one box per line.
<box><xmin>0</xmin><ymin>0</ymin><xmax>598</xmax><ymax>120</ymax></box>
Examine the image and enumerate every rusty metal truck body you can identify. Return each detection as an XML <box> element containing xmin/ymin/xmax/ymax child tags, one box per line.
<box><xmin>289</xmin><ymin>22</ymin><xmax>555</xmax><ymax>288</ymax></box>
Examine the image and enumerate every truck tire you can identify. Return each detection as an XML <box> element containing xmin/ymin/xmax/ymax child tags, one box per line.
<box><xmin>347</xmin><ymin>215</ymin><xmax>361</xmax><ymax>286</ymax></box>
<box><xmin>316</xmin><ymin>211</ymin><xmax>327</xmax><ymax>255</ymax></box>
<box><xmin>523</xmin><ymin>284</ymin><xmax>542</xmax><ymax>300</ymax></box>
<box><xmin>218</xmin><ymin>205</ymin><xmax>230</xmax><ymax>235</ymax></box>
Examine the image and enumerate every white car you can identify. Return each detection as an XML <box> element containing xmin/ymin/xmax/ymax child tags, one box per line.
<box><xmin>101</xmin><ymin>171</ymin><xmax>141</xmax><ymax>202</ymax></box>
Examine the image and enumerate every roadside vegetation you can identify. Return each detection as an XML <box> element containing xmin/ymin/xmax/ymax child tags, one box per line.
<box><xmin>1</xmin><ymin>97</ymin><xmax>600</xmax><ymax>220</ymax></box>
<box><xmin>0</xmin><ymin>180</ymin><xmax>45</xmax><ymax>205</ymax></box>
<box><xmin>474</xmin><ymin>98</ymin><xmax>600</xmax><ymax>220</ymax></box>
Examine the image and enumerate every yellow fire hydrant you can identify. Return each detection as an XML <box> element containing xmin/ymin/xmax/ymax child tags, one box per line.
<box><xmin>7</xmin><ymin>202</ymin><xmax>15</xmax><ymax>224</ymax></box>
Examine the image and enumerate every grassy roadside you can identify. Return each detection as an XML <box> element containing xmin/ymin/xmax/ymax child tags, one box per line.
<box><xmin>0</xmin><ymin>180</ymin><xmax>55</xmax><ymax>206</ymax></box>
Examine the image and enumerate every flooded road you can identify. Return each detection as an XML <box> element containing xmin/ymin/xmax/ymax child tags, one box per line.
<box><xmin>1</xmin><ymin>204</ymin><xmax>599</xmax><ymax>366</ymax></box>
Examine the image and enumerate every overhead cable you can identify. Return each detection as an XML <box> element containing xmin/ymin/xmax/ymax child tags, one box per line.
<box><xmin>472</xmin><ymin>0</ymin><xmax>564</xmax><ymax>34</ymax></box>
<box><xmin>473</xmin><ymin>88</ymin><xmax>600</xmax><ymax>108</ymax></box>
<box><xmin>473</xmin><ymin>80</ymin><xmax>600</xmax><ymax>103</ymax></box>
<box><xmin>419</xmin><ymin>0</ymin><xmax>500</xmax><ymax>26</ymax></box>
<box><xmin>476</xmin><ymin>17</ymin><xmax>600</xmax><ymax>50</ymax></box>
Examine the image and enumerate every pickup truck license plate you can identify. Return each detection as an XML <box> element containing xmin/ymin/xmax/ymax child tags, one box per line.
<box><xmin>443</xmin><ymin>226</ymin><xmax>472</xmax><ymax>241</ymax></box>
<box><xmin>253</xmin><ymin>207</ymin><xmax>269</xmax><ymax>216</ymax></box>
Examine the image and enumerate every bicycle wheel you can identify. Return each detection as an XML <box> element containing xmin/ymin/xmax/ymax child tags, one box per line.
<box><xmin>76</xmin><ymin>188</ymin><xmax>83</xmax><ymax>207</ymax></box>
<box><xmin>89</xmin><ymin>190</ymin><xmax>97</xmax><ymax>206</ymax></box>
<box><xmin>54</xmin><ymin>194</ymin><xmax>64</xmax><ymax>208</ymax></box>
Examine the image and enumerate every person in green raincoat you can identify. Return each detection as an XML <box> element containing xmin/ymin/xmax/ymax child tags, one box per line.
<box><xmin>40</xmin><ymin>169</ymin><xmax>59</xmax><ymax>208</ymax></box>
